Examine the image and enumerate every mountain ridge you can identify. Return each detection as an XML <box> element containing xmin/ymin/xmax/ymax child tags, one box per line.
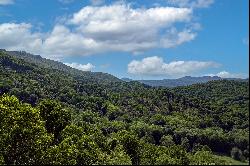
<box><xmin>122</xmin><ymin>76</ymin><xmax>248</xmax><ymax>87</ymax></box>
<box><xmin>0</xmin><ymin>49</ymin><xmax>249</xmax><ymax>165</ymax></box>
<box><xmin>2</xmin><ymin>49</ymin><xmax>248</xmax><ymax>88</ymax></box>
<box><xmin>0</xmin><ymin>49</ymin><xmax>122</xmax><ymax>84</ymax></box>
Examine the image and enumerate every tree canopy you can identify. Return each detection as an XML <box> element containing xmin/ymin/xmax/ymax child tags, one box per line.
<box><xmin>0</xmin><ymin>50</ymin><xmax>249</xmax><ymax>165</ymax></box>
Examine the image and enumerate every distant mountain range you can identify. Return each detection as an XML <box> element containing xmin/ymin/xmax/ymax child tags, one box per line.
<box><xmin>122</xmin><ymin>76</ymin><xmax>248</xmax><ymax>87</ymax></box>
<box><xmin>1</xmin><ymin>49</ymin><xmax>248</xmax><ymax>88</ymax></box>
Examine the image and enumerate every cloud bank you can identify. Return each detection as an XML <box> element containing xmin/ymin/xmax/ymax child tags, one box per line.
<box><xmin>128</xmin><ymin>56</ymin><xmax>219</xmax><ymax>77</ymax></box>
<box><xmin>207</xmin><ymin>71</ymin><xmax>247</xmax><ymax>79</ymax></box>
<box><xmin>0</xmin><ymin>23</ymin><xmax>42</xmax><ymax>52</ymax></box>
<box><xmin>0</xmin><ymin>3</ymin><xmax>197</xmax><ymax>59</ymax></box>
<box><xmin>64</xmin><ymin>62</ymin><xmax>95</xmax><ymax>71</ymax></box>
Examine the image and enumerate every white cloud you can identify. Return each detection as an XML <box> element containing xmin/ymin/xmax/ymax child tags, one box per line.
<box><xmin>216</xmin><ymin>71</ymin><xmax>236</xmax><ymax>78</ymax></box>
<box><xmin>69</xmin><ymin>5</ymin><xmax>192</xmax><ymax>34</ymax></box>
<box><xmin>0</xmin><ymin>0</ymin><xmax>14</xmax><ymax>5</ymax></box>
<box><xmin>128</xmin><ymin>56</ymin><xmax>219</xmax><ymax>77</ymax></box>
<box><xmin>167</xmin><ymin>0</ymin><xmax>214</xmax><ymax>9</ymax></box>
<box><xmin>66</xmin><ymin>4</ymin><xmax>194</xmax><ymax>56</ymax></box>
<box><xmin>0</xmin><ymin>23</ymin><xmax>43</xmax><ymax>53</ymax></box>
<box><xmin>207</xmin><ymin>71</ymin><xmax>247</xmax><ymax>78</ymax></box>
<box><xmin>64</xmin><ymin>62</ymin><xmax>95</xmax><ymax>71</ymax></box>
<box><xmin>90</xmin><ymin>0</ymin><xmax>105</xmax><ymax>6</ymax></box>
<box><xmin>0</xmin><ymin>23</ymin><xmax>101</xmax><ymax>60</ymax></box>
<box><xmin>41</xmin><ymin>25</ymin><xmax>101</xmax><ymax>59</ymax></box>
<box><xmin>0</xmin><ymin>4</ymin><xmax>198</xmax><ymax>59</ymax></box>
<box><xmin>160</xmin><ymin>28</ymin><xmax>196</xmax><ymax>48</ymax></box>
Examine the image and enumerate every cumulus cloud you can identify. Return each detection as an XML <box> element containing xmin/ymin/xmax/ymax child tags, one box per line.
<box><xmin>68</xmin><ymin>5</ymin><xmax>192</xmax><ymax>40</ymax></box>
<box><xmin>64</xmin><ymin>62</ymin><xmax>95</xmax><ymax>71</ymax></box>
<box><xmin>0</xmin><ymin>0</ymin><xmax>14</xmax><ymax>5</ymax></box>
<box><xmin>0</xmin><ymin>23</ymin><xmax>101</xmax><ymax>59</ymax></box>
<box><xmin>167</xmin><ymin>0</ymin><xmax>214</xmax><ymax>9</ymax></box>
<box><xmin>160</xmin><ymin>28</ymin><xmax>196</xmax><ymax>48</ymax></box>
<box><xmin>128</xmin><ymin>56</ymin><xmax>219</xmax><ymax>77</ymax></box>
<box><xmin>0</xmin><ymin>23</ymin><xmax>43</xmax><ymax>53</ymax></box>
<box><xmin>207</xmin><ymin>71</ymin><xmax>247</xmax><ymax>78</ymax></box>
<box><xmin>0</xmin><ymin>4</ymin><xmax>198</xmax><ymax>59</ymax></box>
<box><xmin>41</xmin><ymin>25</ymin><xmax>101</xmax><ymax>59</ymax></box>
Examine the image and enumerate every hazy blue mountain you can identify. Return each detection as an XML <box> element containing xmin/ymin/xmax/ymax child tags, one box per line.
<box><xmin>121</xmin><ymin>77</ymin><xmax>133</xmax><ymax>82</ymax></box>
<box><xmin>122</xmin><ymin>76</ymin><xmax>247</xmax><ymax>87</ymax></box>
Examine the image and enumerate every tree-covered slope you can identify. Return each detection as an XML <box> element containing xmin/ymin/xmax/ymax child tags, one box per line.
<box><xmin>171</xmin><ymin>80</ymin><xmax>249</xmax><ymax>130</ymax></box>
<box><xmin>1</xmin><ymin>49</ymin><xmax>121</xmax><ymax>84</ymax></box>
<box><xmin>0</xmin><ymin>50</ymin><xmax>249</xmax><ymax>165</ymax></box>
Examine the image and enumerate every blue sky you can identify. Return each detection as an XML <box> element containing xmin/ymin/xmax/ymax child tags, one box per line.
<box><xmin>0</xmin><ymin>0</ymin><xmax>249</xmax><ymax>79</ymax></box>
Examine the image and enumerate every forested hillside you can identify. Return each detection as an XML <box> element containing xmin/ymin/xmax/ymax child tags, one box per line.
<box><xmin>0</xmin><ymin>50</ymin><xmax>249</xmax><ymax>165</ymax></box>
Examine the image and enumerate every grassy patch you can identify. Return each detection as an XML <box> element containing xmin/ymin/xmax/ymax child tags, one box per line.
<box><xmin>215</xmin><ymin>155</ymin><xmax>249</xmax><ymax>165</ymax></box>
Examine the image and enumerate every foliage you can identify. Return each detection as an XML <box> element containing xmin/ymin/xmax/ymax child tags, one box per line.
<box><xmin>231</xmin><ymin>147</ymin><xmax>244</xmax><ymax>161</ymax></box>
<box><xmin>0</xmin><ymin>50</ymin><xmax>249</xmax><ymax>165</ymax></box>
<box><xmin>189</xmin><ymin>150</ymin><xmax>227</xmax><ymax>165</ymax></box>
<box><xmin>0</xmin><ymin>95</ymin><xmax>52</xmax><ymax>165</ymax></box>
<box><xmin>38</xmin><ymin>99</ymin><xmax>71</xmax><ymax>140</ymax></box>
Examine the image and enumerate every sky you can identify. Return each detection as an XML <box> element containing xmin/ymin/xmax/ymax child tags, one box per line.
<box><xmin>0</xmin><ymin>0</ymin><xmax>249</xmax><ymax>79</ymax></box>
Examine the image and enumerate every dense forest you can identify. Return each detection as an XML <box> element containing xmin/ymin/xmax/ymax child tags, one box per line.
<box><xmin>0</xmin><ymin>50</ymin><xmax>249</xmax><ymax>165</ymax></box>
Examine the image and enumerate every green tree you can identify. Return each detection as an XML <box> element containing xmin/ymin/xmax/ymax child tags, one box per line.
<box><xmin>160</xmin><ymin>135</ymin><xmax>175</xmax><ymax>147</ymax></box>
<box><xmin>190</xmin><ymin>150</ymin><xmax>226</xmax><ymax>165</ymax></box>
<box><xmin>155</xmin><ymin>145</ymin><xmax>190</xmax><ymax>165</ymax></box>
<box><xmin>38</xmin><ymin>99</ymin><xmax>71</xmax><ymax>140</ymax></box>
<box><xmin>181</xmin><ymin>137</ymin><xmax>191</xmax><ymax>151</ymax></box>
<box><xmin>0</xmin><ymin>95</ymin><xmax>52</xmax><ymax>165</ymax></box>
<box><xmin>231</xmin><ymin>147</ymin><xmax>244</xmax><ymax>161</ymax></box>
<box><xmin>115</xmin><ymin>131</ymin><xmax>141</xmax><ymax>165</ymax></box>
<box><xmin>105</xmin><ymin>145</ymin><xmax>132</xmax><ymax>165</ymax></box>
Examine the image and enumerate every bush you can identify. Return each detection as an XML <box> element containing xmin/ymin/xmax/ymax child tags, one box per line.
<box><xmin>190</xmin><ymin>150</ymin><xmax>226</xmax><ymax>165</ymax></box>
<box><xmin>231</xmin><ymin>147</ymin><xmax>244</xmax><ymax>161</ymax></box>
<box><xmin>160</xmin><ymin>135</ymin><xmax>175</xmax><ymax>147</ymax></box>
